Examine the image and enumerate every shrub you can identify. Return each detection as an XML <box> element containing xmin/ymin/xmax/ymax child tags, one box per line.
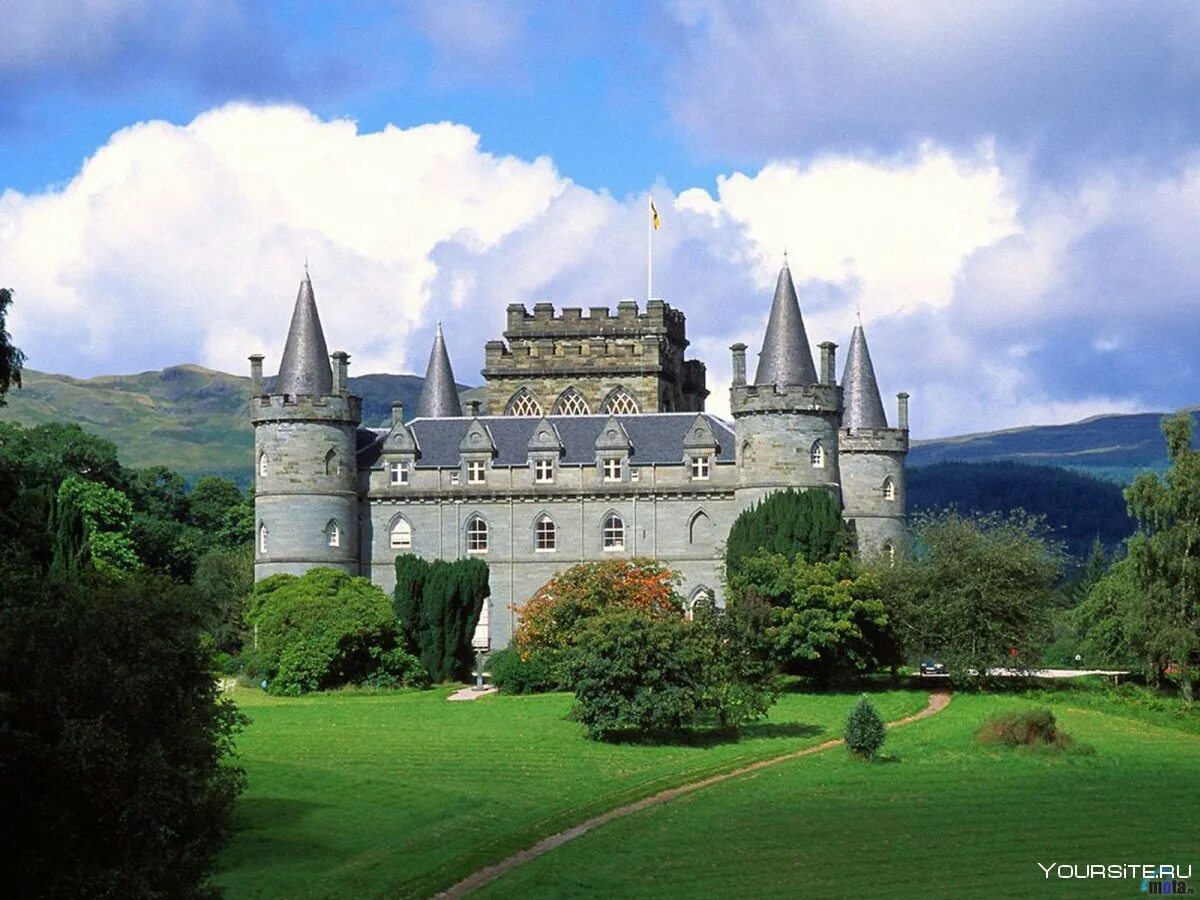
<box><xmin>844</xmin><ymin>695</ymin><xmax>886</xmax><ymax>759</ymax></box>
<box><xmin>725</xmin><ymin>488</ymin><xmax>853</xmax><ymax>577</ymax></box>
<box><xmin>488</xmin><ymin>646</ymin><xmax>563</xmax><ymax>694</ymax></box>
<box><xmin>977</xmin><ymin>708</ymin><xmax>1074</xmax><ymax>750</ymax></box>
<box><xmin>247</xmin><ymin>567</ymin><xmax>426</xmax><ymax>695</ymax></box>
<box><xmin>393</xmin><ymin>554</ymin><xmax>489</xmax><ymax>683</ymax></box>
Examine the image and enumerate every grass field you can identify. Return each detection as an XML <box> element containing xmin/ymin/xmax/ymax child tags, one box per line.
<box><xmin>479</xmin><ymin>693</ymin><xmax>1200</xmax><ymax>899</ymax></box>
<box><xmin>215</xmin><ymin>686</ymin><xmax>927</xmax><ymax>898</ymax></box>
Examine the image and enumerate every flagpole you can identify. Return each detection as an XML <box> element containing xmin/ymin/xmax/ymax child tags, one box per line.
<box><xmin>647</xmin><ymin>195</ymin><xmax>653</xmax><ymax>304</ymax></box>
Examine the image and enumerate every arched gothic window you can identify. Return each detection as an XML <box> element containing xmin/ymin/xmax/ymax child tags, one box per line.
<box><xmin>534</xmin><ymin>514</ymin><xmax>556</xmax><ymax>551</ymax></box>
<box><xmin>809</xmin><ymin>440</ymin><xmax>824</xmax><ymax>468</ymax></box>
<box><xmin>552</xmin><ymin>387</ymin><xmax>591</xmax><ymax>416</ymax></box>
<box><xmin>686</xmin><ymin>586</ymin><xmax>713</xmax><ymax>621</ymax></box>
<box><xmin>602</xmin><ymin>512</ymin><xmax>625</xmax><ymax>551</ymax></box>
<box><xmin>466</xmin><ymin>515</ymin><xmax>489</xmax><ymax>553</ymax></box>
<box><xmin>506</xmin><ymin>388</ymin><xmax>543</xmax><ymax>417</ymax></box>
<box><xmin>258</xmin><ymin>522</ymin><xmax>268</xmax><ymax>554</ymax></box>
<box><xmin>325</xmin><ymin>519</ymin><xmax>341</xmax><ymax>548</ymax></box>
<box><xmin>883</xmin><ymin>476</ymin><xmax>896</xmax><ymax>501</ymax></box>
<box><xmin>883</xmin><ymin>541</ymin><xmax>896</xmax><ymax>565</ymax></box>
<box><xmin>258</xmin><ymin>451</ymin><xmax>267</xmax><ymax>477</ymax></box>
<box><xmin>688</xmin><ymin>510</ymin><xmax>711</xmax><ymax>545</ymax></box>
<box><xmin>324</xmin><ymin>448</ymin><xmax>338</xmax><ymax>475</ymax></box>
<box><xmin>601</xmin><ymin>387</ymin><xmax>640</xmax><ymax>415</ymax></box>
<box><xmin>390</xmin><ymin>517</ymin><xmax>412</xmax><ymax>550</ymax></box>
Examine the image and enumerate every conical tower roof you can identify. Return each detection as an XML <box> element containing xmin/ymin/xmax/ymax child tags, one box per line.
<box><xmin>754</xmin><ymin>259</ymin><xmax>818</xmax><ymax>387</ymax></box>
<box><xmin>841</xmin><ymin>323</ymin><xmax>888</xmax><ymax>430</ymax></box>
<box><xmin>276</xmin><ymin>274</ymin><xmax>333</xmax><ymax>396</ymax></box>
<box><xmin>416</xmin><ymin>323</ymin><xmax>463</xmax><ymax>418</ymax></box>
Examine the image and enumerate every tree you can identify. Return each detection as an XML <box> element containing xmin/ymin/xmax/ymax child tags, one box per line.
<box><xmin>1073</xmin><ymin>557</ymin><xmax>1140</xmax><ymax>670</ymax></box>
<box><xmin>877</xmin><ymin>510</ymin><xmax>1065</xmax><ymax>680</ymax></box>
<box><xmin>188</xmin><ymin>475</ymin><xmax>252</xmax><ymax>549</ymax></box>
<box><xmin>0</xmin><ymin>568</ymin><xmax>245</xmax><ymax>897</ymax></box>
<box><xmin>57</xmin><ymin>475</ymin><xmax>140</xmax><ymax>575</ymax></box>
<box><xmin>1123</xmin><ymin>411</ymin><xmax>1200</xmax><ymax>700</ymax></box>
<box><xmin>728</xmin><ymin>552</ymin><xmax>895</xmax><ymax>684</ymax></box>
<box><xmin>0</xmin><ymin>287</ymin><xmax>25</xmax><ymax>406</ymax></box>
<box><xmin>248</xmin><ymin>567</ymin><xmax>424</xmax><ymax>694</ymax></box>
<box><xmin>725</xmin><ymin>488</ymin><xmax>852</xmax><ymax>577</ymax></box>
<box><xmin>844</xmin><ymin>696</ymin><xmax>886</xmax><ymax>759</ymax></box>
<box><xmin>392</xmin><ymin>556</ymin><xmax>489</xmax><ymax>682</ymax></box>
<box><xmin>193</xmin><ymin>545</ymin><xmax>254</xmax><ymax>655</ymax></box>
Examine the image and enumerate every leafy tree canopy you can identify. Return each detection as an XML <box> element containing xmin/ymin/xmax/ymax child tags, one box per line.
<box><xmin>725</xmin><ymin>488</ymin><xmax>852</xmax><ymax>577</ymax></box>
<box><xmin>0</xmin><ymin>287</ymin><xmax>25</xmax><ymax>406</ymax></box>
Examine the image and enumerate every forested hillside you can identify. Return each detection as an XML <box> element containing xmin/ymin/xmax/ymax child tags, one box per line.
<box><xmin>908</xmin><ymin>461</ymin><xmax>1134</xmax><ymax>558</ymax></box>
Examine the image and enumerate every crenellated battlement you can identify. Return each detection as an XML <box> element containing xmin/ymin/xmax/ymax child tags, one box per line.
<box><xmin>504</xmin><ymin>299</ymin><xmax>687</xmax><ymax>343</ymax></box>
<box><xmin>250</xmin><ymin>392</ymin><xmax>362</xmax><ymax>425</ymax></box>
<box><xmin>839</xmin><ymin>428</ymin><xmax>909</xmax><ymax>453</ymax></box>
<box><xmin>729</xmin><ymin>383</ymin><xmax>842</xmax><ymax>417</ymax></box>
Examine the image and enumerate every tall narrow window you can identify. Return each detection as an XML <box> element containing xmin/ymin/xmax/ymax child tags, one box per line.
<box><xmin>506</xmin><ymin>389</ymin><xmax>543</xmax><ymax>417</ymax></box>
<box><xmin>258</xmin><ymin>522</ymin><xmax>268</xmax><ymax>554</ymax></box>
<box><xmin>688</xmin><ymin>510</ymin><xmax>711</xmax><ymax>545</ymax></box>
<box><xmin>601</xmin><ymin>387</ymin><xmax>640</xmax><ymax>415</ymax></box>
<box><xmin>552</xmin><ymin>387</ymin><xmax>591</xmax><ymax>416</ymax></box>
<box><xmin>690</xmin><ymin>455</ymin><xmax>710</xmax><ymax>480</ymax></box>
<box><xmin>687</xmin><ymin>587</ymin><xmax>713</xmax><ymax>622</ymax></box>
<box><xmin>602</xmin><ymin>458</ymin><xmax>622</xmax><ymax>482</ymax></box>
<box><xmin>602</xmin><ymin>512</ymin><xmax>625</xmax><ymax>551</ymax></box>
<box><xmin>809</xmin><ymin>440</ymin><xmax>824</xmax><ymax>468</ymax></box>
<box><xmin>258</xmin><ymin>452</ymin><xmax>267</xmax><ymax>477</ymax></box>
<box><xmin>883</xmin><ymin>476</ymin><xmax>896</xmax><ymax>501</ymax></box>
<box><xmin>325</xmin><ymin>448</ymin><xmax>338</xmax><ymax>475</ymax></box>
<box><xmin>390</xmin><ymin>462</ymin><xmax>409</xmax><ymax>485</ymax></box>
<box><xmin>325</xmin><ymin>519</ymin><xmax>340</xmax><ymax>548</ymax></box>
<box><xmin>466</xmin><ymin>516</ymin><xmax>489</xmax><ymax>553</ymax></box>
<box><xmin>535</xmin><ymin>514</ymin><xmax>556</xmax><ymax>551</ymax></box>
<box><xmin>390</xmin><ymin>518</ymin><xmax>412</xmax><ymax>550</ymax></box>
<box><xmin>883</xmin><ymin>542</ymin><xmax>896</xmax><ymax>565</ymax></box>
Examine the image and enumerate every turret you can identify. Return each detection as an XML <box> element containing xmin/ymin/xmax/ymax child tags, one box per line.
<box><xmin>838</xmin><ymin>323</ymin><xmax>908</xmax><ymax>560</ymax></box>
<box><xmin>416</xmin><ymin>323</ymin><xmax>463</xmax><ymax>418</ymax></box>
<box><xmin>250</xmin><ymin>273</ymin><xmax>362</xmax><ymax>580</ymax></box>
<box><xmin>732</xmin><ymin>257</ymin><xmax>842</xmax><ymax>508</ymax></box>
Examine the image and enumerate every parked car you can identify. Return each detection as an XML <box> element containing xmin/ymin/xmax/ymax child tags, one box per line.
<box><xmin>919</xmin><ymin>659</ymin><xmax>947</xmax><ymax>676</ymax></box>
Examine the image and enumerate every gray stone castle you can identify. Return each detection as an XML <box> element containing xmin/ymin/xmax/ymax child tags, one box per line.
<box><xmin>250</xmin><ymin>260</ymin><xmax>909</xmax><ymax>649</ymax></box>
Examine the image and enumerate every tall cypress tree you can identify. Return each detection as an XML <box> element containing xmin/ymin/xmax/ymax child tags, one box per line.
<box><xmin>725</xmin><ymin>488</ymin><xmax>852</xmax><ymax>577</ymax></box>
<box><xmin>48</xmin><ymin>490</ymin><xmax>89</xmax><ymax>581</ymax></box>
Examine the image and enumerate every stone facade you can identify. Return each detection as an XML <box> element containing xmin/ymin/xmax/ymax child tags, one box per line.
<box><xmin>251</xmin><ymin>263</ymin><xmax>908</xmax><ymax>649</ymax></box>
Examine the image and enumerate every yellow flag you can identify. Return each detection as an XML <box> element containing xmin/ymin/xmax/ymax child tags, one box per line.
<box><xmin>650</xmin><ymin>198</ymin><xmax>661</xmax><ymax>230</ymax></box>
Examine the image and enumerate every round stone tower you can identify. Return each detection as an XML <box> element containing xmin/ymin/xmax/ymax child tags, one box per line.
<box><xmin>837</xmin><ymin>323</ymin><xmax>909</xmax><ymax>559</ymax></box>
<box><xmin>731</xmin><ymin>260</ymin><xmax>843</xmax><ymax>509</ymax></box>
<box><xmin>250</xmin><ymin>274</ymin><xmax>362</xmax><ymax>580</ymax></box>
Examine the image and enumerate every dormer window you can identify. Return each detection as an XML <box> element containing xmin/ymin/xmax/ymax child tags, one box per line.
<box><xmin>467</xmin><ymin>460</ymin><xmax>487</xmax><ymax>484</ymax></box>
<box><xmin>809</xmin><ymin>440</ymin><xmax>824</xmax><ymax>468</ymax></box>
<box><xmin>390</xmin><ymin>461</ymin><xmax>409</xmax><ymax>485</ymax></box>
<box><xmin>690</xmin><ymin>455</ymin><xmax>710</xmax><ymax>480</ymax></box>
<box><xmin>534</xmin><ymin>459</ymin><xmax>554</xmax><ymax>483</ymax></box>
<box><xmin>602</xmin><ymin>458</ymin><xmax>622</xmax><ymax>482</ymax></box>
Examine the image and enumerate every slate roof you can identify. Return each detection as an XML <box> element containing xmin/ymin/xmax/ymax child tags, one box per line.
<box><xmin>416</xmin><ymin>324</ymin><xmax>463</xmax><ymax>418</ymax></box>
<box><xmin>754</xmin><ymin>259</ymin><xmax>818</xmax><ymax>387</ymax></box>
<box><xmin>841</xmin><ymin>324</ymin><xmax>889</xmax><ymax>430</ymax></box>
<box><xmin>276</xmin><ymin>275</ymin><xmax>333</xmax><ymax>396</ymax></box>
<box><xmin>358</xmin><ymin>413</ymin><xmax>736</xmax><ymax>469</ymax></box>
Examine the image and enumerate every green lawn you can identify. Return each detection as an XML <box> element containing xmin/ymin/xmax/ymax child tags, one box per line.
<box><xmin>479</xmin><ymin>693</ymin><xmax>1200</xmax><ymax>899</ymax></box>
<box><xmin>215</xmin><ymin>686</ymin><xmax>927</xmax><ymax>898</ymax></box>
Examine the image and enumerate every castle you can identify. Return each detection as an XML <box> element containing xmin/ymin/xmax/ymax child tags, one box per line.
<box><xmin>250</xmin><ymin>260</ymin><xmax>909</xmax><ymax>650</ymax></box>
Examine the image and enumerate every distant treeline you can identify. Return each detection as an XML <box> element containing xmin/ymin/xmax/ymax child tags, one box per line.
<box><xmin>908</xmin><ymin>461</ymin><xmax>1134</xmax><ymax>560</ymax></box>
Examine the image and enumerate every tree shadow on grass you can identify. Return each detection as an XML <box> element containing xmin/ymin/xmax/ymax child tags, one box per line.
<box><xmin>598</xmin><ymin>721</ymin><xmax>825</xmax><ymax>748</ymax></box>
<box><xmin>232</xmin><ymin>796</ymin><xmax>324</xmax><ymax>832</ymax></box>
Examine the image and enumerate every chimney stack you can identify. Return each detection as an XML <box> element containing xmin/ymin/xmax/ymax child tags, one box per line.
<box><xmin>897</xmin><ymin>392</ymin><xmax>910</xmax><ymax>431</ymax></box>
<box><xmin>392</xmin><ymin>402</ymin><xmax>405</xmax><ymax>428</ymax></box>
<box><xmin>818</xmin><ymin>341</ymin><xmax>837</xmax><ymax>386</ymax></box>
<box><xmin>330</xmin><ymin>351</ymin><xmax>350</xmax><ymax>395</ymax></box>
<box><xmin>468</xmin><ymin>399</ymin><xmax>482</xmax><ymax>417</ymax></box>
<box><xmin>249</xmin><ymin>354</ymin><xmax>264</xmax><ymax>396</ymax></box>
<box><xmin>730</xmin><ymin>343</ymin><xmax>747</xmax><ymax>387</ymax></box>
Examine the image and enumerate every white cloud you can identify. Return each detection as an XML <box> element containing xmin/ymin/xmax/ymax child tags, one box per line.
<box><xmin>3</xmin><ymin>103</ymin><xmax>1198</xmax><ymax>439</ymax></box>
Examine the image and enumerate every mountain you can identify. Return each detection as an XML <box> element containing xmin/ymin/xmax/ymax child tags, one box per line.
<box><xmin>0</xmin><ymin>366</ymin><xmax>454</xmax><ymax>482</ymax></box>
<box><xmin>909</xmin><ymin>410</ymin><xmax>1199</xmax><ymax>483</ymax></box>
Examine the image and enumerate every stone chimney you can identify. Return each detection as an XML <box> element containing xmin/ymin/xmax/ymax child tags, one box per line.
<box><xmin>730</xmin><ymin>343</ymin><xmax>747</xmax><ymax>387</ymax></box>
<box><xmin>392</xmin><ymin>402</ymin><xmax>405</xmax><ymax>428</ymax></box>
<box><xmin>330</xmin><ymin>351</ymin><xmax>350</xmax><ymax>396</ymax></box>
<box><xmin>468</xmin><ymin>399</ymin><xmax>482</xmax><ymax>417</ymax></box>
<box><xmin>249</xmin><ymin>354</ymin><xmax>264</xmax><ymax>396</ymax></box>
<box><xmin>897</xmin><ymin>392</ymin><xmax>910</xmax><ymax>431</ymax></box>
<box><xmin>818</xmin><ymin>341</ymin><xmax>837</xmax><ymax>386</ymax></box>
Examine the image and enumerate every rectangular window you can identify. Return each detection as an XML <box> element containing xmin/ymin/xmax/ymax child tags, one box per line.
<box><xmin>690</xmin><ymin>455</ymin><xmax>710</xmax><ymax>480</ymax></box>
<box><xmin>389</xmin><ymin>461</ymin><xmax>409</xmax><ymax>485</ymax></box>
<box><xmin>534</xmin><ymin>459</ymin><xmax>554</xmax><ymax>483</ymax></box>
<box><xmin>629</xmin><ymin>468</ymin><xmax>639</xmax><ymax>482</ymax></box>
<box><xmin>467</xmin><ymin>460</ymin><xmax>486</xmax><ymax>484</ymax></box>
<box><xmin>602</xmin><ymin>458</ymin><xmax>622</xmax><ymax>482</ymax></box>
<box><xmin>535</xmin><ymin>517</ymin><xmax>556</xmax><ymax>551</ymax></box>
<box><xmin>449</xmin><ymin>471</ymin><xmax>460</xmax><ymax>485</ymax></box>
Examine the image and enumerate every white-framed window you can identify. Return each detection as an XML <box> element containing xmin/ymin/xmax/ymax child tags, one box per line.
<box><xmin>883</xmin><ymin>542</ymin><xmax>896</xmax><ymax>565</ymax></box>
<box><xmin>630</xmin><ymin>468</ymin><xmax>640</xmax><ymax>481</ymax></box>
<box><xmin>258</xmin><ymin>452</ymin><xmax>267</xmax><ymax>477</ymax></box>
<box><xmin>390</xmin><ymin>461</ymin><xmax>409</xmax><ymax>485</ymax></box>
<box><xmin>602</xmin><ymin>512</ymin><xmax>625</xmax><ymax>551</ymax></box>
<box><xmin>506</xmin><ymin>389</ymin><xmax>543</xmax><ymax>417</ymax></box>
<box><xmin>690</xmin><ymin>455</ymin><xmax>710</xmax><ymax>480</ymax></box>
<box><xmin>325</xmin><ymin>519</ymin><xmax>341</xmax><ymax>548</ymax></box>
<box><xmin>258</xmin><ymin>522</ymin><xmax>268</xmax><ymax>554</ymax></box>
<box><xmin>450</xmin><ymin>471</ymin><xmax>460</xmax><ymax>485</ymax></box>
<box><xmin>390</xmin><ymin>518</ymin><xmax>412</xmax><ymax>550</ymax></box>
<box><xmin>602</xmin><ymin>458</ymin><xmax>622</xmax><ymax>482</ymax></box>
<box><xmin>601</xmin><ymin>387</ymin><xmax>640</xmax><ymax>415</ymax></box>
<box><xmin>535</xmin><ymin>514</ymin><xmax>556</xmax><ymax>551</ymax></box>
<box><xmin>466</xmin><ymin>516</ymin><xmax>489</xmax><ymax>553</ymax></box>
<box><xmin>553</xmin><ymin>387</ymin><xmax>591</xmax><ymax>416</ymax></box>
<box><xmin>467</xmin><ymin>460</ymin><xmax>486</xmax><ymax>484</ymax></box>
<box><xmin>883</xmin><ymin>476</ymin><xmax>896</xmax><ymax>501</ymax></box>
<box><xmin>809</xmin><ymin>440</ymin><xmax>824</xmax><ymax>468</ymax></box>
<box><xmin>534</xmin><ymin>458</ymin><xmax>554</xmax><ymax>483</ymax></box>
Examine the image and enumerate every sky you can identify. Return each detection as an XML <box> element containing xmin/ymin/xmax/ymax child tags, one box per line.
<box><xmin>1</xmin><ymin>0</ymin><xmax>1198</xmax><ymax>437</ymax></box>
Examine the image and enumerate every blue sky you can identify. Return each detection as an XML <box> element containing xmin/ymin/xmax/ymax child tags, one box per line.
<box><xmin>2</xmin><ymin>1</ymin><xmax>1198</xmax><ymax>436</ymax></box>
